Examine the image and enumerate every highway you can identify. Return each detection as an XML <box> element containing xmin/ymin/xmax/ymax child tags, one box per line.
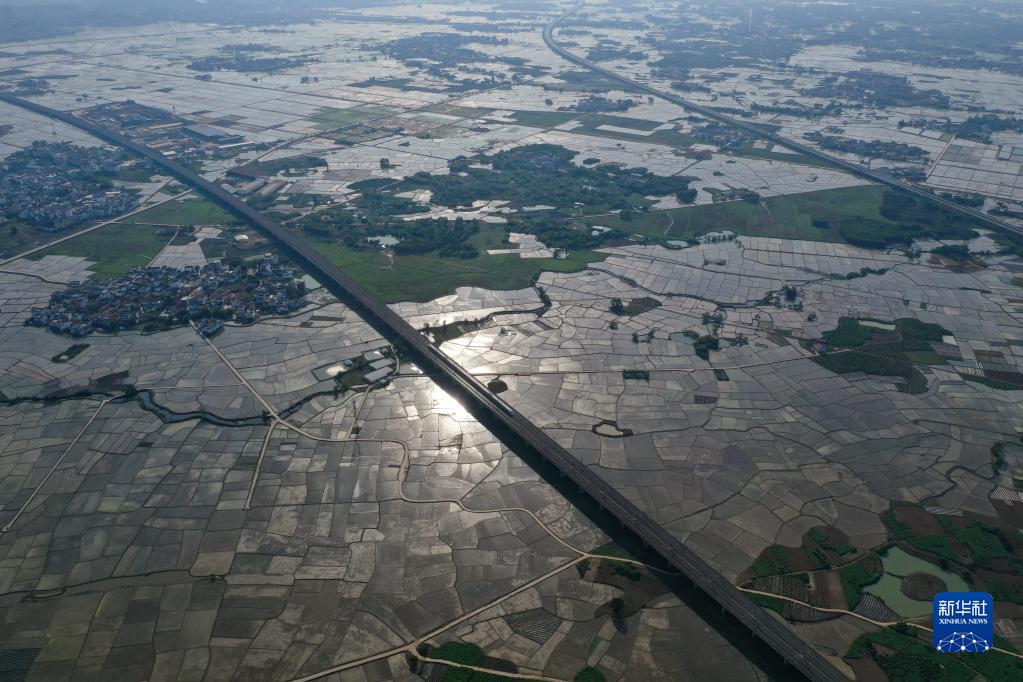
<box><xmin>543</xmin><ymin>5</ymin><xmax>1023</xmax><ymax>241</ymax></box>
<box><xmin>0</xmin><ymin>92</ymin><xmax>846</xmax><ymax>681</ymax></box>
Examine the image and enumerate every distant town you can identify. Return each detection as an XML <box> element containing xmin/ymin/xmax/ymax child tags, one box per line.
<box><xmin>28</xmin><ymin>254</ymin><xmax>307</xmax><ymax>337</ymax></box>
<box><xmin>0</xmin><ymin>141</ymin><xmax>138</xmax><ymax>231</ymax></box>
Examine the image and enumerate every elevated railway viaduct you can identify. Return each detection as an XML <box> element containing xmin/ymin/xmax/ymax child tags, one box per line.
<box><xmin>1</xmin><ymin>87</ymin><xmax>845</xmax><ymax>681</ymax></box>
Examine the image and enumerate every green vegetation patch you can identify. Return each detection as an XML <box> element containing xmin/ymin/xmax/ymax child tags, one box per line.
<box><xmin>311</xmin><ymin>105</ymin><xmax>397</xmax><ymax>129</ymax></box>
<box><xmin>733</xmin><ymin>142</ymin><xmax>828</xmax><ymax>167</ymax></box>
<box><xmin>399</xmin><ymin>143</ymin><xmax>696</xmax><ymax>212</ymax></box>
<box><xmin>301</xmin><ymin>145</ymin><xmax>654</xmax><ymax>272</ymax></box>
<box><xmin>610</xmin><ymin>296</ymin><xmax>661</xmax><ymax>316</ymax></box>
<box><xmin>563</xmin><ymin>113</ymin><xmax>696</xmax><ymax>147</ymax></box>
<box><xmin>424</xmin><ymin>318</ymin><xmax>485</xmax><ymax>345</ymax></box>
<box><xmin>807</xmin><ymin>526</ymin><xmax>858</xmax><ymax>563</ymax></box>
<box><xmin>881</xmin><ymin>502</ymin><xmax>1023</xmax><ymax>599</ymax></box>
<box><xmin>32</xmin><ymin>222</ymin><xmax>169</xmax><ymax>279</ymax></box>
<box><xmin>965</xmin><ymin>375</ymin><xmax>1023</xmax><ymax>391</ymax></box>
<box><xmin>423</xmin><ymin>104</ymin><xmax>494</xmax><ymax>118</ymax></box>
<box><xmin>816</xmin><ymin>350</ymin><xmax>928</xmax><ymax>392</ymax></box>
<box><xmin>580</xmin><ymin>185</ymin><xmax>881</xmax><ymax>241</ymax></box>
<box><xmin>505</xmin><ymin>109</ymin><xmax>580</xmax><ymax>128</ymax></box>
<box><xmin>294</xmin><ymin>141</ymin><xmax>693</xmax><ymax>302</ymax></box>
<box><xmin>967</xmin><ymin>645</ymin><xmax>1023</xmax><ymax>682</ymax></box>
<box><xmin>199</xmin><ymin>233</ymin><xmax>267</xmax><ymax>264</ymax></box>
<box><xmin>747</xmin><ymin>592</ymin><xmax>786</xmax><ymax>615</ymax></box>
<box><xmin>752</xmin><ymin>544</ymin><xmax>791</xmax><ymax>578</ymax></box>
<box><xmin>51</xmin><ymin>343</ymin><xmax>89</xmax><ymax>363</ymax></box>
<box><xmin>591</xmin><ymin>559</ymin><xmax>669</xmax><ymax>625</ymax></box>
<box><xmin>906</xmin><ymin>534</ymin><xmax>959</xmax><ymax>563</ymax></box>
<box><xmin>589</xmin><ymin>542</ymin><xmax>638</xmax><ymax>562</ymax></box>
<box><xmin>993</xmin><ymin>442</ymin><xmax>1011</xmax><ymax>473</ymax></box>
<box><xmin>302</xmin><ymin>182</ymin><xmax>487</xmax><ymax>257</ymax></box>
<box><xmin>329</xmin><ymin>357</ymin><xmax>375</xmax><ymax>394</ymax></box>
<box><xmin>622</xmin><ymin>369</ymin><xmax>650</xmax><ymax>381</ymax></box>
<box><xmin>990</xmin><ymin>582</ymin><xmax>1023</xmax><ymax>605</ymax></box>
<box><xmin>838</xmin><ymin>555</ymin><xmax>882</xmax><ymax>609</ymax></box>
<box><xmin>350</xmin><ymin>76</ymin><xmax>461</xmax><ymax>93</ymax></box>
<box><xmin>351</xmin><ymin>190</ymin><xmax>428</xmax><ymax>218</ymax></box>
<box><xmin>748</xmin><ymin>526</ymin><xmax>858</xmax><ymax>580</ymax></box>
<box><xmin>846</xmin><ymin>626</ymin><xmax>1023</xmax><ymax>682</ymax></box>
<box><xmin>580</xmin><ymin>113</ymin><xmax>663</xmax><ymax>132</ymax></box>
<box><xmin>903</xmin><ymin>350</ymin><xmax>946</xmax><ymax>365</ymax></box>
<box><xmin>820</xmin><ymin>317</ymin><xmax>873</xmax><ymax>347</ymax></box>
<box><xmin>831</xmin><ymin>190</ymin><xmax>981</xmax><ymax>250</ymax></box>
<box><xmin>573</xmin><ymin>668</ymin><xmax>607</xmax><ymax>682</ymax></box>
<box><xmin>124</xmin><ymin>198</ymin><xmax>239</xmax><ymax>226</ymax></box>
<box><xmin>2</xmin><ymin>221</ymin><xmax>54</xmax><ymax>260</ymax></box>
<box><xmin>882</xmin><ymin>508</ymin><xmax>913</xmax><ymax>540</ymax></box>
<box><xmin>311</xmin><ymin>241</ymin><xmax>602</xmax><ymax>303</ymax></box>
<box><xmin>951</xmin><ymin>522</ymin><xmax>1012</xmax><ymax>565</ymax></box>
<box><xmin>650</xmin><ymin>36</ymin><xmax>801</xmax><ymax>74</ymax></box>
<box><xmin>805</xmin><ymin>71</ymin><xmax>949</xmax><ymax>109</ymax></box>
<box><xmin>430</xmin><ymin>642</ymin><xmax>485</xmax><ymax>667</ymax></box>
<box><xmin>573</xmin><ymin>185</ymin><xmax>986</xmax><ymax>248</ymax></box>
<box><xmin>230</xmin><ymin>154</ymin><xmax>326</xmax><ymax>178</ymax></box>
<box><xmin>424</xmin><ymin>641</ymin><xmax>528</xmax><ymax>681</ymax></box>
<box><xmin>687</xmin><ymin>333</ymin><xmax>720</xmax><ymax>361</ymax></box>
<box><xmin>812</xmin><ymin>317</ymin><xmax>950</xmax><ymax>394</ymax></box>
<box><xmin>116</xmin><ymin>166</ymin><xmax>156</xmax><ymax>183</ymax></box>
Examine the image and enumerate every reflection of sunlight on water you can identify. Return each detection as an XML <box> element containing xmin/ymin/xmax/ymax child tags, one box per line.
<box><xmin>429</xmin><ymin>383</ymin><xmax>471</xmax><ymax>420</ymax></box>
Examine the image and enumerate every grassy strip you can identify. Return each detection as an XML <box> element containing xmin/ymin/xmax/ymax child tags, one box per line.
<box><xmin>122</xmin><ymin>198</ymin><xmax>239</xmax><ymax>226</ymax></box>
<box><xmin>577</xmin><ymin>184</ymin><xmax>985</xmax><ymax>248</ymax></box>
<box><xmin>734</xmin><ymin>142</ymin><xmax>831</xmax><ymax>168</ymax></box>
<box><xmin>31</xmin><ymin>222</ymin><xmax>168</xmax><ymax>279</ymax></box>
<box><xmin>578</xmin><ymin>185</ymin><xmax>893</xmax><ymax>242</ymax></box>
<box><xmin>311</xmin><ymin>242</ymin><xmax>602</xmax><ymax>303</ymax></box>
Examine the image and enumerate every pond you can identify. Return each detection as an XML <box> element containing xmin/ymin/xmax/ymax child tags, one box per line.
<box><xmin>864</xmin><ymin>546</ymin><xmax>970</xmax><ymax>618</ymax></box>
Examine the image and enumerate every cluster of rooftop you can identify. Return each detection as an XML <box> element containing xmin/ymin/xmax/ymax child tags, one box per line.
<box><xmin>28</xmin><ymin>254</ymin><xmax>306</xmax><ymax>337</ymax></box>
<box><xmin>0</xmin><ymin>141</ymin><xmax>137</xmax><ymax>230</ymax></box>
<box><xmin>82</xmin><ymin>100</ymin><xmax>253</xmax><ymax>163</ymax></box>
